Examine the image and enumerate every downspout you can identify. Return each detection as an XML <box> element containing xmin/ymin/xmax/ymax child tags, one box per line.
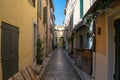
<box><xmin>46</xmin><ymin>0</ymin><xmax>49</xmax><ymax>56</ymax></box>
<box><xmin>92</xmin><ymin>19</ymin><xmax>96</xmax><ymax>80</ymax></box>
<box><xmin>37</xmin><ymin>0</ymin><xmax>39</xmax><ymax>37</ymax></box>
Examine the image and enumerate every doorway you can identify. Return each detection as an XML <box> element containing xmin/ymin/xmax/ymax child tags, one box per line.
<box><xmin>1</xmin><ymin>22</ymin><xmax>19</xmax><ymax>80</ymax></box>
<box><xmin>33</xmin><ymin>23</ymin><xmax>37</xmax><ymax>62</ymax></box>
<box><xmin>107</xmin><ymin>10</ymin><xmax>120</xmax><ymax>80</ymax></box>
<box><xmin>114</xmin><ymin>18</ymin><xmax>120</xmax><ymax>80</ymax></box>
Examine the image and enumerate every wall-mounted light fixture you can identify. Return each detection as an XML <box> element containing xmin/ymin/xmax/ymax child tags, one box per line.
<box><xmin>97</xmin><ymin>27</ymin><xmax>101</xmax><ymax>35</ymax></box>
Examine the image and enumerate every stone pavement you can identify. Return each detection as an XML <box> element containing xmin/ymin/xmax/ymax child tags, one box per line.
<box><xmin>40</xmin><ymin>48</ymin><xmax>81</xmax><ymax>80</ymax></box>
<box><xmin>33</xmin><ymin>48</ymin><xmax>57</xmax><ymax>79</ymax></box>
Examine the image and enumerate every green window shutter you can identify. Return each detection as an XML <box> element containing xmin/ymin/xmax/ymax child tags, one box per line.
<box><xmin>39</xmin><ymin>0</ymin><xmax>42</xmax><ymax>18</ymax></box>
<box><xmin>80</xmin><ymin>0</ymin><xmax>83</xmax><ymax>18</ymax></box>
<box><xmin>43</xmin><ymin>7</ymin><xmax>47</xmax><ymax>24</ymax></box>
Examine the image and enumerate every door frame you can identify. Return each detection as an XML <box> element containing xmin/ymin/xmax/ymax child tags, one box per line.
<box><xmin>107</xmin><ymin>10</ymin><xmax>120</xmax><ymax>80</ymax></box>
<box><xmin>32</xmin><ymin>19</ymin><xmax>38</xmax><ymax>62</ymax></box>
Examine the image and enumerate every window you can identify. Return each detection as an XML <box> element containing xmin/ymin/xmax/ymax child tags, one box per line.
<box><xmin>79</xmin><ymin>35</ymin><xmax>83</xmax><ymax>49</ymax></box>
<box><xmin>80</xmin><ymin>0</ymin><xmax>83</xmax><ymax>18</ymax></box>
<box><xmin>86</xmin><ymin>33</ymin><xmax>90</xmax><ymax>48</ymax></box>
<box><xmin>43</xmin><ymin>7</ymin><xmax>48</xmax><ymax>25</ymax></box>
<box><xmin>39</xmin><ymin>0</ymin><xmax>42</xmax><ymax>18</ymax></box>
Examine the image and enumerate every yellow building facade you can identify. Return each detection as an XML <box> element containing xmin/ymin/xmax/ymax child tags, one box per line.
<box><xmin>0</xmin><ymin>0</ymin><xmax>37</xmax><ymax>79</ymax></box>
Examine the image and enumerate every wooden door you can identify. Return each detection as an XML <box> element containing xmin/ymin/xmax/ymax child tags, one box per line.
<box><xmin>1</xmin><ymin>22</ymin><xmax>19</xmax><ymax>80</ymax></box>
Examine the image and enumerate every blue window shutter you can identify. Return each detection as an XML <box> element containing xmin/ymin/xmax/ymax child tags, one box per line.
<box><xmin>80</xmin><ymin>0</ymin><xmax>83</xmax><ymax>18</ymax></box>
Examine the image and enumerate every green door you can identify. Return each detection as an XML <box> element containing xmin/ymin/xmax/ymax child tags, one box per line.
<box><xmin>114</xmin><ymin>19</ymin><xmax>120</xmax><ymax>80</ymax></box>
<box><xmin>1</xmin><ymin>22</ymin><xmax>19</xmax><ymax>80</ymax></box>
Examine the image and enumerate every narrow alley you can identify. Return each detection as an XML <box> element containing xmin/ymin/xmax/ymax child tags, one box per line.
<box><xmin>41</xmin><ymin>48</ymin><xmax>81</xmax><ymax>80</ymax></box>
<box><xmin>1</xmin><ymin>0</ymin><xmax>120</xmax><ymax>80</ymax></box>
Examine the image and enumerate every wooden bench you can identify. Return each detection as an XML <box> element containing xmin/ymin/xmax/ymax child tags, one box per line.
<box><xmin>8</xmin><ymin>77</ymin><xmax>14</xmax><ymax>80</ymax></box>
<box><xmin>8</xmin><ymin>65</ymin><xmax>39</xmax><ymax>80</ymax></box>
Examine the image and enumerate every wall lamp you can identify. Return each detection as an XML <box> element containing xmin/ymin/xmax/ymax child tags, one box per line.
<box><xmin>97</xmin><ymin>27</ymin><xmax>101</xmax><ymax>35</ymax></box>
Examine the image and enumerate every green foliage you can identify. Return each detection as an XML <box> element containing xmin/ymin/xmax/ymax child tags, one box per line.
<box><xmin>36</xmin><ymin>38</ymin><xmax>44</xmax><ymax>61</ymax></box>
<box><xmin>67</xmin><ymin>35</ymin><xmax>74</xmax><ymax>42</ymax></box>
<box><xmin>84</xmin><ymin>17</ymin><xmax>92</xmax><ymax>25</ymax></box>
<box><xmin>97</xmin><ymin>0</ymin><xmax>113</xmax><ymax>10</ymax></box>
<box><xmin>83</xmin><ymin>0</ymin><xmax>114</xmax><ymax>26</ymax></box>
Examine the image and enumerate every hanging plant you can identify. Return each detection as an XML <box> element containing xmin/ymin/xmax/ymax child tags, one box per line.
<box><xmin>84</xmin><ymin>14</ymin><xmax>94</xmax><ymax>25</ymax></box>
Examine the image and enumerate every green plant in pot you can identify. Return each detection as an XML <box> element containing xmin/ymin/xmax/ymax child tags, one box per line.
<box><xmin>36</xmin><ymin>38</ymin><xmax>44</xmax><ymax>65</ymax></box>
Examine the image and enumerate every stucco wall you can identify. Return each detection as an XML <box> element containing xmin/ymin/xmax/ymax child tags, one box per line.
<box><xmin>0</xmin><ymin>0</ymin><xmax>37</xmax><ymax>79</ymax></box>
<box><xmin>95</xmin><ymin>13</ymin><xmax>107</xmax><ymax>80</ymax></box>
<box><xmin>73</xmin><ymin>0</ymin><xmax>80</xmax><ymax>28</ymax></box>
<box><xmin>0</xmin><ymin>22</ymin><xmax>2</xmax><ymax>80</ymax></box>
<box><xmin>38</xmin><ymin>0</ymin><xmax>47</xmax><ymax>56</ymax></box>
<box><xmin>83</xmin><ymin>0</ymin><xmax>90</xmax><ymax>16</ymax></box>
<box><xmin>96</xmin><ymin>14</ymin><xmax>106</xmax><ymax>55</ymax></box>
<box><xmin>95</xmin><ymin>53</ymin><xmax>107</xmax><ymax>80</ymax></box>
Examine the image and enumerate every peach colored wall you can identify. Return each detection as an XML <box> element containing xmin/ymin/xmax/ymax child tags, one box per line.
<box><xmin>96</xmin><ymin>14</ymin><xmax>107</xmax><ymax>55</ymax></box>
<box><xmin>0</xmin><ymin>22</ymin><xmax>2</xmax><ymax>80</ymax></box>
<box><xmin>95</xmin><ymin>13</ymin><xmax>107</xmax><ymax>80</ymax></box>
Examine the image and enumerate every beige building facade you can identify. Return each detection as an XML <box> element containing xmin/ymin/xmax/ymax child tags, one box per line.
<box><xmin>56</xmin><ymin>26</ymin><xmax>64</xmax><ymax>47</ymax></box>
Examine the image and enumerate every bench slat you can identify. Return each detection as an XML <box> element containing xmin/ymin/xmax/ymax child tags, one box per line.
<box><xmin>13</xmin><ymin>72</ymin><xmax>25</xmax><ymax>80</ymax></box>
<box><xmin>26</xmin><ymin>65</ymin><xmax>36</xmax><ymax>80</ymax></box>
<box><xmin>21</xmin><ymin>67</ymin><xmax>32</xmax><ymax>80</ymax></box>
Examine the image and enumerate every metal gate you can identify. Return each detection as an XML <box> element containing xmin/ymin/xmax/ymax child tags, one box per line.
<box><xmin>1</xmin><ymin>22</ymin><xmax>19</xmax><ymax>80</ymax></box>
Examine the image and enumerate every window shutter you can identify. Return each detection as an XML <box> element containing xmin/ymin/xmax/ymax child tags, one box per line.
<box><xmin>39</xmin><ymin>0</ymin><xmax>42</xmax><ymax>18</ymax></box>
<box><xmin>32</xmin><ymin>0</ymin><xmax>36</xmax><ymax>7</ymax></box>
<box><xmin>80</xmin><ymin>0</ymin><xmax>83</xmax><ymax>18</ymax></box>
<box><xmin>43</xmin><ymin>7</ymin><xmax>48</xmax><ymax>25</ymax></box>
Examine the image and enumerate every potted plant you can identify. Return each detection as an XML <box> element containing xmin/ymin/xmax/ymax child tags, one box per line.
<box><xmin>36</xmin><ymin>38</ymin><xmax>44</xmax><ymax>65</ymax></box>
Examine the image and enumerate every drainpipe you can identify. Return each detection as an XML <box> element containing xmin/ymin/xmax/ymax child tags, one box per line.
<box><xmin>37</xmin><ymin>0</ymin><xmax>39</xmax><ymax>37</ymax></box>
<box><xmin>46</xmin><ymin>0</ymin><xmax>49</xmax><ymax>56</ymax></box>
<box><xmin>92</xmin><ymin>19</ymin><xmax>96</xmax><ymax>80</ymax></box>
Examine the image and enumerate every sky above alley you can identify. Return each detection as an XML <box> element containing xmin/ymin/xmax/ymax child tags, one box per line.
<box><xmin>53</xmin><ymin>0</ymin><xmax>66</xmax><ymax>26</ymax></box>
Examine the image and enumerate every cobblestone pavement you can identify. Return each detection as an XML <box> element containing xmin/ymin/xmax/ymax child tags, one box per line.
<box><xmin>41</xmin><ymin>48</ymin><xmax>81</xmax><ymax>80</ymax></box>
